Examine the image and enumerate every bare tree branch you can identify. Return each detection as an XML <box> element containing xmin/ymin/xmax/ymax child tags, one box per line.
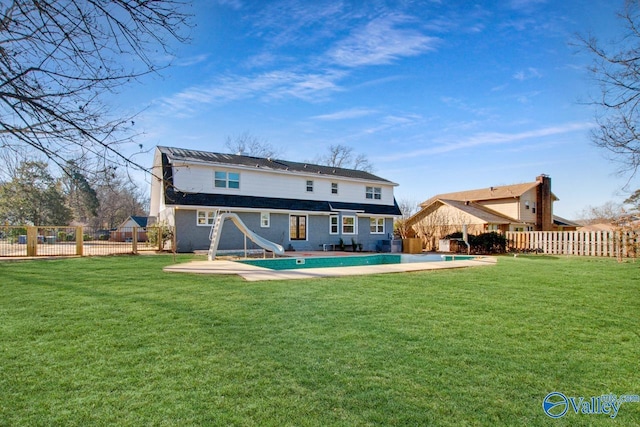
<box><xmin>579</xmin><ymin>1</ymin><xmax>640</xmax><ymax>179</ymax></box>
<box><xmin>315</xmin><ymin>144</ymin><xmax>374</xmax><ymax>172</ymax></box>
<box><xmin>0</xmin><ymin>0</ymin><xmax>191</xmax><ymax>177</ymax></box>
<box><xmin>224</xmin><ymin>132</ymin><xmax>281</xmax><ymax>158</ymax></box>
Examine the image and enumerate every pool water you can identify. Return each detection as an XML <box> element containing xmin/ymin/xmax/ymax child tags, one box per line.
<box><xmin>238</xmin><ymin>254</ymin><xmax>478</xmax><ymax>271</ymax></box>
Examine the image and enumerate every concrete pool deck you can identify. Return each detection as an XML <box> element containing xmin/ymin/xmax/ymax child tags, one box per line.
<box><xmin>163</xmin><ymin>252</ymin><xmax>497</xmax><ymax>281</ymax></box>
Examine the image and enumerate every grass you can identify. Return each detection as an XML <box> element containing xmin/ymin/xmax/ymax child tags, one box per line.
<box><xmin>0</xmin><ymin>254</ymin><xmax>639</xmax><ymax>426</ymax></box>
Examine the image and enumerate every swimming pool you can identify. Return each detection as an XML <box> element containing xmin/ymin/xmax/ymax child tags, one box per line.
<box><xmin>238</xmin><ymin>253</ymin><xmax>479</xmax><ymax>271</ymax></box>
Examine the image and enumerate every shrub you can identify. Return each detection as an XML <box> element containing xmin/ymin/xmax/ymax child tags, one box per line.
<box><xmin>443</xmin><ymin>231</ymin><xmax>507</xmax><ymax>254</ymax></box>
<box><xmin>147</xmin><ymin>222</ymin><xmax>174</xmax><ymax>250</ymax></box>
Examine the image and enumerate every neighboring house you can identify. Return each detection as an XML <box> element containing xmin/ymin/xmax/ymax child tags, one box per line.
<box><xmin>111</xmin><ymin>216</ymin><xmax>149</xmax><ymax>242</ymax></box>
<box><xmin>578</xmin><ymin>215</ymin><xmax>640</xmax><ymax>232</ymax></box>
<box><xmin>406</xmin><ymin>175</ymin><xmax>574</xmax><ymax>249</ymax></box>
<box><xmin>149</xmin><ymin>146</ymin><xmax>402</xmax><ymax>253</ymax></box>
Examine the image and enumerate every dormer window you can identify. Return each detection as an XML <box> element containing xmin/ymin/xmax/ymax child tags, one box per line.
<box><xmin>215</xmin><ymin>171</ymin><xmax>240</xmax><ymax>189</ymax></box>
<box><xmin>366</xmin><ymin>186</ymin><xmax>381</xmax><ymax>200</ymax></box>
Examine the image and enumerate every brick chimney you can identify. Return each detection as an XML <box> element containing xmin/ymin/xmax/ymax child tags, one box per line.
<box><xmin>535</xmin><ymin>175</ymin><xmax>553</xmax><ymax>231</ymax></box>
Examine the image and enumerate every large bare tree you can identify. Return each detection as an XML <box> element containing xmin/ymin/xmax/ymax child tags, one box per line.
<box><xmin>315</xmin><ymin>144</ymin><xmax>374</xmax><ymax>172</ymax></box>
<box><xmin>0</xmin><ymin>0</ymin><xmax>190</xmax><ymax>175</ymax></box>
<box><xmin>580</xmin><ymin>1</ymin><xmax>640</xmax><ymax>179</ymax></box>
<box><xmin>224</xmin><ymin>132</ymin><xmax>281</xmax><ymax>158</ymax></box>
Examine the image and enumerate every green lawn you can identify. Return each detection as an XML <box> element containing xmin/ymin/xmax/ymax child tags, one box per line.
<box><xmin>1</xmin><ymin>255</ymin><xmax>638</xmax><ymax>426</ymax></box>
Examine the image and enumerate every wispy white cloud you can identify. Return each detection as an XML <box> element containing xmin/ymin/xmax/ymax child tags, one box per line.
<box><xmin>158</xmin><ymin>69</ymin><xmax>346</xmax><ymax>115</ymax></box>
<box><xmin>175</xmin><ymin>54</ymin><xmax>209</xmax><ymax>67</ymax></box>
<box><xmin>382</xmin><ymin>122</ymin><xmax>594</xmax><ymax>161</ymax></box>
<box><xmin>513</xmin><ymin>67</ymin><xmax>542</xmax><ymax>81</ymax></box>
<box><xmin>508</xmin><ymin>0</ymin><xmax>547</xmax><ymax>10</ymax></box>
<box><xmin>215</xmin><ymin>0</ymin><xmax>243</xmax><ymax>10</ymax></box>
<box><xmin>251</xmin><ymin>0</ymin><xmax>348</xmax><ymax>47</ymax></box>
<box><xmin>441</xmin><ymin>96</ymin><xmax>494</xmax><ymax>117</ymax></box>
<box><xmin>243</xmin><ymin>52</ymin><xmax>285</xmax><ymax>69</ymax></box>
<box><xmin>327</xmin><ymin>14</ymin><xmax>439</xmax><ymax>67</ymax></box>
<box><xmin>358</xmin><ymin>113</ymin><xmax>422</xmax><ymax>136</ymax></box>
<box><xmin>311</xmin><ymin>108</ymin><xmax>377</xmax><ymax>121</ymax></box>
<box><xmin>515</xmin><ymin>90</ymin><xmax>542</xmax><ymax>104</ymax></box>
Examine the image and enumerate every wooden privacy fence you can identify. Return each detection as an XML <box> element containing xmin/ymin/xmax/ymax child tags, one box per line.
<box><xmin>506</xmin><ymin>230</ymin><xmax>640</xmax><ymax>257</ymax></box>
<box><xmin>0</xmin><ymin>225</ymin><xmax>172</xmax><ymax>257</ymax></box>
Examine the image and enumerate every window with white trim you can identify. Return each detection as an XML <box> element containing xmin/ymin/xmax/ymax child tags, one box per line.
<box><xmin>370</xmin><ymin>217</ymin><xmax>384</xmax><ymax>234</ymax></box>
<box><xmin>366</xmin><ymin>186</ymin><xmax>382</xmax><ymax>200</ymax></box>
<box><xmin>306</xmin><ymin>180</ymin><xmax>314</xmax><ymax>192</ymax></box>
<box><xmin>329</xmin><ymin>215</ymin><xmax>339</xmax><ymax>234</ymax></box>
<box><xmin>342</xmin><ymin>215</ymin><xmax>356</xmax><ymax>234</ymax></box>
<box><xmin>197</xmin><ymin>210</ymin><xmax>216</xmax><ymax>226</ymax></box>
<box><xmin>331</xmin><ymin>182</ymin><xmax>338</xmax><ymax>194</ymax></box>
<box><xmin>260</xmin><ymin>212</ymin><xmax>270</xmax><ymax>228</ymax></box>
<box><xmin>214</xmin><ymin>171</ymin><xmax>240</xmax><ymax>189</ymax></box>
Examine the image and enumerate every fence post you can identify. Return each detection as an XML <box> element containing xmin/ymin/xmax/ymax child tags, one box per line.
<box><xmin>76</xmin><ymin>226</ymin><xmax>83</xmax><ymax>256</ymax></box>
<box><xmin>132</xmin><ymin>226</ymin><xmax>138</xmax><ymax>254</ymax></box>
<box><xmin>26</xmin><ymin>226</ymin><xmax>37</xmax><ymax>256</ymax></box>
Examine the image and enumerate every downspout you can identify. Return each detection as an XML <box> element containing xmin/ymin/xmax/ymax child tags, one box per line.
<box><xmin>462</xmin><ymin>224</ymin><xmax>470</xmax><ymax>255</ymax></box>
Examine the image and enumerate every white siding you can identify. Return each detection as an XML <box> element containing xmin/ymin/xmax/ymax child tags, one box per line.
<box><xmin>149</xmin><ymin>151</ymin><xmax>164</xmax><ymax>217</ymax></box>
<box><xmin>170</xmin><ymin>163</ymin><xmax>396</xmax><ymax>205</ymax></box>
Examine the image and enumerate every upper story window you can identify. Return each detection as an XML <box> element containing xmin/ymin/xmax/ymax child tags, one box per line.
<box><xmin>331</xmin><ymin>182</ymin><xmax>338</xmax><ymax>194</ymax></box>
<box><xmin>524</xmin><ymin>200</ymin><xmax>537</xmax><ymax>213</ymax></box>
<box><xmin>366</xmin><ymin>186</ymin><xmax>381</xmax><ymax>200</ymax></box>
<box><xmin>215</xmin><ymin>171</ymin><xmax>240</xmax><ymax>189</ymax></box>
<box><xmin>306</xmin><ymin>180</ymin><xmax>314</xmax><ymax>192</ymax></box>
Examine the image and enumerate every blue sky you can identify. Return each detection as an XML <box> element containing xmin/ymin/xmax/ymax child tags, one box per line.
<box><xmin>127</xmin><ymin>0</ymin><xmax>634</xmax><ymax>218</ymax></box>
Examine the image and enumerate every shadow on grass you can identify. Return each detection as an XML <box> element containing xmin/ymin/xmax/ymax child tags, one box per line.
<box><xmin>510</xmin><ymin>254</ymin><xmax>562</xmax><ymax>260</ymax></box>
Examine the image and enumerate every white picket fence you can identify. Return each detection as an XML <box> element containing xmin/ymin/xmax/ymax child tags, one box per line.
<box><xmin>506</xmin><ymin>230</ymin><xmax>640</xmax><ymax>257</ymax></box>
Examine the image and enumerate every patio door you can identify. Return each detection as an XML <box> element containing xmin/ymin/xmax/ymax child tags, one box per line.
<box><xmin>289</xmin><ymin>215</ymin><xmax>307</xmax><ymax>240</ymax></box>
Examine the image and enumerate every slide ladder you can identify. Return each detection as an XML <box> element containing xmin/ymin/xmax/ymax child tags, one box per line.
<box><xmin>207</xmin><ymin>210</ymin><xmax>223</xmax><ymax>261</ymax></box>
<box><xmin>207</xmin><ymin>212</ymin><xmax>285</xmax><ymax>261</ymax></box>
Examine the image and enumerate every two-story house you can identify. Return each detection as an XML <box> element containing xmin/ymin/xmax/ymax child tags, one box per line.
<box><xmin>149</xmin><ymin>146</ymin><xmax>402</xmax><ymax>253</ymax></box>
<box><xmin>405</xmin><ymin>175</ymin><xmax>575</xmax><ymax>250</ymax></box>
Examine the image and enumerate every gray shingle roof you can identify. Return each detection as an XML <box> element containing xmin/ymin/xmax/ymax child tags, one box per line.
<box><xmin>157</xmin><ymin>145</ymin><xmax>395</xmax><ymax>184</ymax></box>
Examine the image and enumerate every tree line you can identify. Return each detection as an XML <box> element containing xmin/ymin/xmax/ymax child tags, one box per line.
<box><xmin>0</xmin><ymin>161</ymin><xmax>146</xmax><ymax>229</ymax></box>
